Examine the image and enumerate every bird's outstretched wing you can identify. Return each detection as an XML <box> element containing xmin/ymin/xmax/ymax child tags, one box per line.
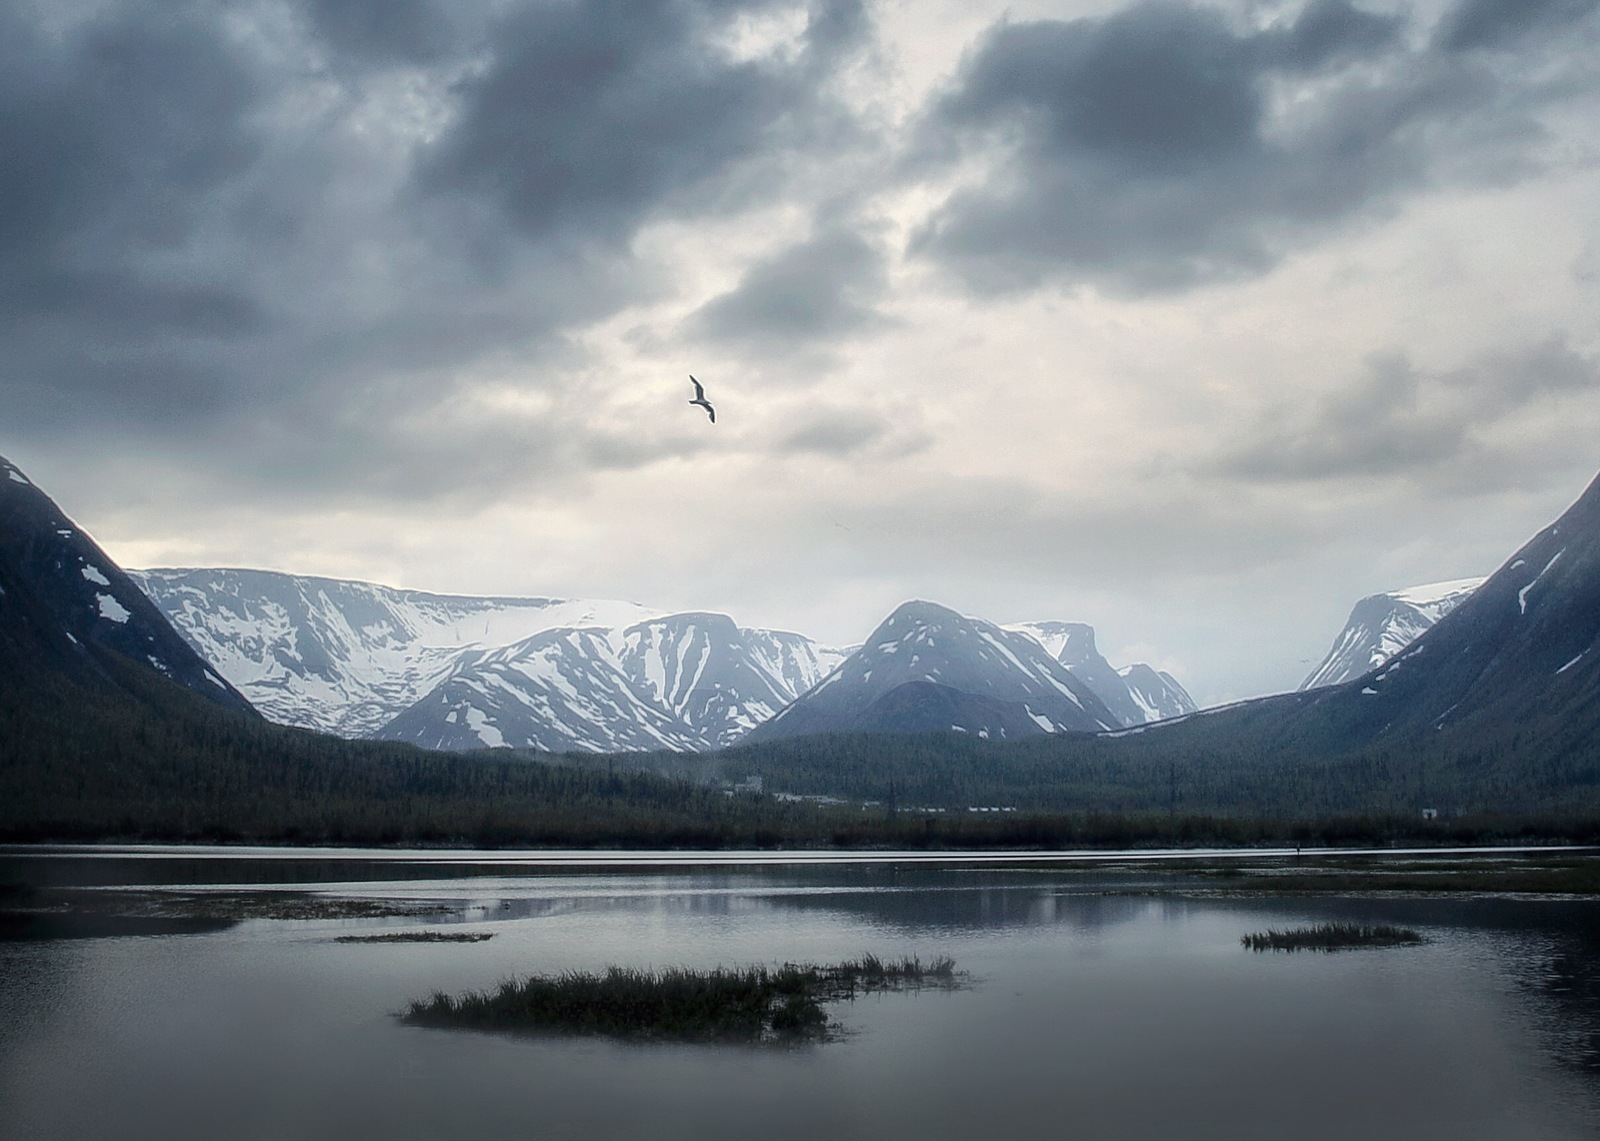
<box><xmin>688</xmin><ymin>374</ymin><xmax>716</xmax><ymax>422</ymax></box>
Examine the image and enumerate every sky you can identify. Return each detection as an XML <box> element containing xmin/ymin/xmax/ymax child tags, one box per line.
<box><xmin>5</xmin><ymin>0</ymin><xmax>1600</xmax><ymax>707</ymax></box>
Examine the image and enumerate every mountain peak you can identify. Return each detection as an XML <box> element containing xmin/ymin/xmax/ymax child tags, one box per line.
<box><xmin>1004</xmin><ymin>619</ymin><xmax>1195</xmax><ymax>725</ymax></box>
<box><xmin>1007</xmin><ymin>620</ymin><xmax>1098</xmax><ymax>665</ymax></box>
<box><xmin>748</xmin><ymin>599</ymin><xmax>1120</xmax><ymax>743</ymax></box>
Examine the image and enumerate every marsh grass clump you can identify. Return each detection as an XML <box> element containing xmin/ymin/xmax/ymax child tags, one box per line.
<box><xmin>335</xmin><ymin>931</ymin><xmax>493</xmax><ymax>944</ymax></box>
<box><xmin>1242</xmin><ymin>922</ymin><xmax>1425</xmax><ymax>952</ymax></box>
<box><xmin>401</xmin><ymin>954</ymin><xmax>959</xmax><ymax>1044</ymax></box>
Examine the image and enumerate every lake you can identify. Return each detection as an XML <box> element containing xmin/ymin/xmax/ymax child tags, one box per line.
<box><xmin>2</xmin><ymin>845</ymin><xmax>1597</xmax><ymax>1140</ymax></box>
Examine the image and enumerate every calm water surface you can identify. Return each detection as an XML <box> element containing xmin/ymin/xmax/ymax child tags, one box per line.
<box><xmin>1</xmin><ymin>846</ymin><xmax>1597</xmax><ymax>1140</ymax></box>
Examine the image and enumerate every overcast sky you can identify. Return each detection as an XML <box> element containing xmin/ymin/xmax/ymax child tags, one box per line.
<box><xmin>5</xmin><ymin>0</ymin><xmax>1600</xmax><ymax>706</ymax></box>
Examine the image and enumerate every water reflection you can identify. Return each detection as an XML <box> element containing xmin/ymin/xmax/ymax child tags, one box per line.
<box><xmin>0</xmin><ymin>849</ymin><xmax>1596</xmax><ymax>1141</ymax></box>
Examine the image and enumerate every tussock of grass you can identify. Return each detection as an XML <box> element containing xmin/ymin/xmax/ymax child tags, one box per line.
<box><xmin>402</xmin><ymin>954</ymin><xmax>959</xmax><ymax>1044</ymax></box>
<box><xmin>1242</xmin><ymin>922</ymin><xmax>1425</xmax><ymax>952</ymax></box>
<box><xmin>336</xmin><ymin>931</ymin><xmax>493</xmax><ymax>944</ymax></box>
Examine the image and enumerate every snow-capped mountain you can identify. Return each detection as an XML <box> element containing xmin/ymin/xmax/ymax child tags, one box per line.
<box><xmin>1</xmin><ymin>458</ymin><xmax>253</xmax><ymax>715</ymax></box>
<box><xmin>375</xmin><ymin>626</ymin><xmax>707</xmax><ymax>753</ymax></box>
<box><xmin>746</xmin><ymin>600</ymin><xmax>1120</xmax><ymax>743</ymax></box>
<box><xmin>130</xmin><ymin>568</ymin><xmax>662</xmax><ymax>736</ymax></box>
<box><xmin>618</xmin><ymin>614</ymin><xmax>841</xmax><ymax>746</ymax></box>
<box><xmin>1005</xmin><ymin>620</ymin><xmax>1196</xmax><ymax>724</ymax></box>
<box><xmin>1117</xmin><ymin>663</ymin><xmax>1196</xmax><ymax>721</ymax></box>
<box><xmin>132</xmin><ymin>568</ymin><xmax>848</xmax><ymax>751</ymax></box>
<box><xmin>377</xmin><ymin>611</ymin><xmax>847</xmax><ymax>753</ymax></box>
<box><xmin>1299</xmin><ymin>578</ymin><xmax>1484</xmax><ymax>691</ymax></box>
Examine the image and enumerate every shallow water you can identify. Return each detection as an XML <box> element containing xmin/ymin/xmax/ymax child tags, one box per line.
<box><xmin>1</xmin><ymin>846</ymin><xmax>1597</xmax><ymax>1140</ymax></box>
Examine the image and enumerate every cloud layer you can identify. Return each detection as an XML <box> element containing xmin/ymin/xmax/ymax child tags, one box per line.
<box><xmin>4</xmin><ymin>0</ymin><xmax>1600</xmax><ymax>704</ymax></box>
<box><xmin>911</xmin><ymin>0</ymin><xmax>1595</xmax><ymax>292</ymax></box>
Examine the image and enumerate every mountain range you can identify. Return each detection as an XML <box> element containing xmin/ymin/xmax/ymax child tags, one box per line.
<box><xmin>130</xmin><ymin>568</ymin><xmax>848</xmax><ymax>751</ymax></box>
<box><xmin>7</xmin><ymin>446</ymin><xmax>1600</xmax><ymax>823</ymax></box>
<box><xmin>374</xmin><ymin>612</ymin><xmax>846</xmax><ymax>753</ymax></box>
<box><xmin>130</xmin><ymin>569</ymin><xmax>1195</xmax><ymax>751</ymax></box>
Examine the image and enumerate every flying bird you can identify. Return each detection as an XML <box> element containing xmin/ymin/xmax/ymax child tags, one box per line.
<box><xmin>688</xmin><ymin>375</ymin><xmax>716</xmax><ymax>423</ymax></box>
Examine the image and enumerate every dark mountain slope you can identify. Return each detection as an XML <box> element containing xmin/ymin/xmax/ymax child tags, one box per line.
<box><xmin>825</xmin><ymin>679</ymin><xmax>1057</xmax><ymax>740</ymax></box>
<box><xmin>0</xmin><ymin>638</ymin><xmax>812</xmax><ymax>844</ymax></box>
<box><xmin>0</xmin><ymin>456</ymin><xmax>253</xmax><ymax>715</ymax></box>
<box><xmin>1279</xmin><ymin>470</ymin><xmax>1600</xmax><ymax>757</ymax></box>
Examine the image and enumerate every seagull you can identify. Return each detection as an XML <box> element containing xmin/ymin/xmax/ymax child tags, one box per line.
<box><xmin>688</xmin><ymin>375</ymin><xmax>716</xmax><ymax>423</ymax></box>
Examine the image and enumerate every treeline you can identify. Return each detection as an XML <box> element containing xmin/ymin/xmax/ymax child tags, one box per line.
<box><xmin>7</xmin><ymin>632</ymin><xmax>1600</xmax><ymax>847</ymax></box>
<box><xmin>816</xmin><ymin>809</ymin><xmax>1600</xmax><ymax>849</ymax></box>
<box><xmin>604</xmin><ymin>690</ymin><xmax>1600</xmax><ymax>820</ymax></box>
<box><xmin>0</xmin><ymin>651</ymin><xmax>827</xmax><ymax>846</ymax></box>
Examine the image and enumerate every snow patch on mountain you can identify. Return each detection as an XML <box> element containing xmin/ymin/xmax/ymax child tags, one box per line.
<box><xmin>1117</xmin><ymin>663</ymin><xmax>1197</xmax><ymax>722</ymax></box>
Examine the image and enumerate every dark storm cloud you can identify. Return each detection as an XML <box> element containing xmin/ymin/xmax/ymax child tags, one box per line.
<box><xmin>1433</xmin><ymin>0</ymin><xmax>1600</xmax><ymax>53</ymax></box>
<box><xmin>0</xmin><ymin>0</ymin><xmax>279</xmax><ymax>436</ymax></box>
<box><xmin>0</xmin><ymin>3</ymin><xmax>261</xmax><ymax>321</ymax></box>
<box><xmin>419</xmin><ymin>0</ymin><xmax>867</xmax><ymax>249</ymax></box>
<box><xmin>911</xmin><ymin>0</ymin><xmax>1596</xmax><ymax>294</ymax></box>
<box><xmin>1214</xmin><ymin>338</ymin><xmax>1600</xmax><ymax>483</ymax></box>
<box><xmin>690</xmin><ymin>227</ymin><xmax>889</xmax><ymax>348</ymax></box>
<box><xmin>0</xmin><ymin>0</ymin><xmax>873</xmax><ymax>500</ymax></box>
<box><xmin>1256</xmin><ymin>0</ymin><xmax>1405</xmax><ymax>71</ymax></box>
<box><xmin>300</xmin><ymin>0</ymin><xmax>465</xmax><ymax>65</ymax></box>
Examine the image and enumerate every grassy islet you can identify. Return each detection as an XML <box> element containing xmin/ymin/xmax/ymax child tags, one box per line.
<box><xmin>402</xmin><ymin>954</ymin><xmax>960</xmax><ymax>1044</ymax></box>
<box><xmin>1242</xmin><ymin>922</ymin><xmax>1425</xmax><ymax>952</ymax></box>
